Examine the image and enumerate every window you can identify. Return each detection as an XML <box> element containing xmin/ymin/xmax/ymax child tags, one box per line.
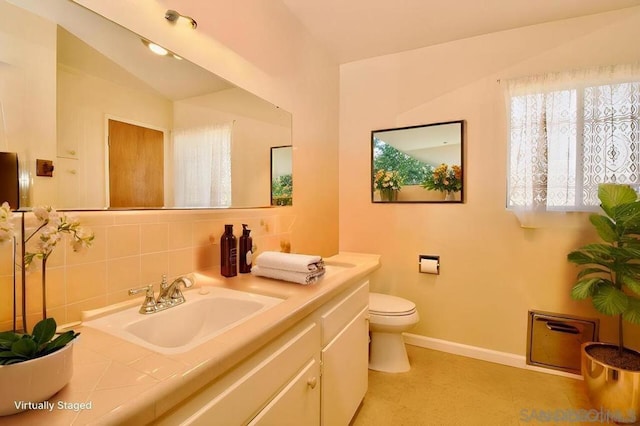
<box><xmin>506</xmin><ymin>65</ymin><xmax>640</xmax><ymax>212</ymax></box>
<box><xmin>173</xmin><ymin>122</ymin><xmax>232</xmax><ymax>207</ymax></box>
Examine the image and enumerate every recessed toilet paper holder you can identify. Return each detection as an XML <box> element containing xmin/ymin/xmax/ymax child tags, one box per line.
<box><xmin>418</xmin><ymin>255</ymin><xmax>440</xmax><ymax>274</ymax></box>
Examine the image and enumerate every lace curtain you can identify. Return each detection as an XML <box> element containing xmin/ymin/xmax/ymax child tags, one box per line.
<box><xmin>173</xmin><ymin>122</ymin><xmax>232</xmax><ymax>207</ymax></box>
<box><xmin>505</xmin><ymin>64</ymin><xmax>640</xmax><ymax>220</ymax></box>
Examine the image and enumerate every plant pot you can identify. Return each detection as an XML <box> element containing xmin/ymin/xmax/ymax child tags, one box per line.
<box><xmin>379</xmin><ymin>189</ymin><xmax>398</xmax><ymax>202</ymax></box>
<box><xmin>581</xmin><ymin>342</ymin><xmax>640</xmax><ymax>423</ymax></box>
<box><xmin>0</xmin><ymin>343</ymin><xmax>74</xmax><ymax>416</ymax></box>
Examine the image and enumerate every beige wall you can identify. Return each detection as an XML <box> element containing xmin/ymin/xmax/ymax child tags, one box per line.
<box><xmin>339</xmin><ymin>6</ymin><xmax>640</xmax><ymax>355</ymax></box>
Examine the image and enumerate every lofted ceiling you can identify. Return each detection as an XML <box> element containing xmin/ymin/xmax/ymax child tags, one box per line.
<box><xmin>279</xmin><ymin>0</ymin><xmax>640</xmax><ymax>63</ymax></box>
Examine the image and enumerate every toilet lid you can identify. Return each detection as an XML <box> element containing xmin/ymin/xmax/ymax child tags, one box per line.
<box><xmin>369</xmin><ymin>292</ymin><xmax>416</xmax><ymax>316</ymax></box>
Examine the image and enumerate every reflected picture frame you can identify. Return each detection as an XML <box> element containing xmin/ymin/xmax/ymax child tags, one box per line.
<box><xmin>271</xmin><ymin>145</ymin><xmax>293</xmax><ymax>206</ymax></box>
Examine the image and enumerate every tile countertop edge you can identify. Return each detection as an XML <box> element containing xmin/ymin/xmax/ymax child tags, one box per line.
<box><xmin>96</xmin><ymin>252</ymin><xmax>381</xmax><ymax>425</ymax></box>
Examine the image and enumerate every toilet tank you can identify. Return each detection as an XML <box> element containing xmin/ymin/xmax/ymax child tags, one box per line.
<box><xmin>526</xmin><ymin>310</ymin><xmax>599</xmax><ymax>374</ymax></box>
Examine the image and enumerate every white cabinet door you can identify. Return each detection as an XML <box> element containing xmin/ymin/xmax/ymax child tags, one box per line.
<box><xmin>249</xmin><ymin>358</ymin><xmax>320</xmax><ymax>426</ymax></box>
<box><xmin>321</xmin><ymin>307</ymin><xmax>369</xmax><ymax>426</ymax></box>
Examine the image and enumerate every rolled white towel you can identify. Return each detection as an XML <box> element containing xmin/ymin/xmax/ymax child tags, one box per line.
<box><xmin>251</xmin><ymin>265</ymin><xmax>325</xmax><ymax>285</ymax></box>
<box><xmin>255</xmin><ymin>251</ymin><xmax>324</xmax><ymax>273</ymax></box>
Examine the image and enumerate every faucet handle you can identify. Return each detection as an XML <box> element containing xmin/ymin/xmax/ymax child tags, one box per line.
<box><xmin>160</xmin><ymin>274</ymin><xmax>169</xmax><ymax>289</ymax></box>
<box><xmin>128</xmin><ymin>284</ymin><xmax>154</xmax><ymax>297</ymax></box>
<box><xmin>129</xmin><ymin>284</ymin><xmax>157</xmax><ymax>314</ymax></box>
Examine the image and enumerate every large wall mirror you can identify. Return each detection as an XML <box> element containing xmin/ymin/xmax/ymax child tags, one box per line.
<box><xmin>371</xmin><ymin>120</ymin><xmax>464</xmax><ymax>203</ymax></box>
<box><xmin>1</xmin><ymin>0</ymin><xmax>292</xmax><ymax>210</ymax></box>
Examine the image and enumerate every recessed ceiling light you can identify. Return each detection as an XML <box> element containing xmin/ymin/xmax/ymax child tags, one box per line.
<box><xmin>147</xmin><ymin>42</ymin><xmax>168</xmax><ymax>56</ymax></box>
<box><xmin>141</xmin><ymin>39</ymin><xmax>172</xmax><ymax>57</ymax></box>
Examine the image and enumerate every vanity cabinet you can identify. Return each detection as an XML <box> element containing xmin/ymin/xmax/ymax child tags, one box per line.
<box><xmin>154</xmin><ymin>279</ymin><xmax>370</xmax><ymax>426</ymax></box>
<box><xmin>155</xmin><ymin>321</ymin><xmax>320</xmax><ymax>425</ymax></box>
<box><xmin>320</xmin><ymin>281</ymin><xmax>369</xmax><ymax>426</ymax></box>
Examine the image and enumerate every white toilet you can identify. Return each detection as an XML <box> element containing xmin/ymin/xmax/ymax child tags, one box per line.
<box><xmin>368</xmin><ymin>292</ymin><xmax>419</xmax><ymax>373</ymax></box>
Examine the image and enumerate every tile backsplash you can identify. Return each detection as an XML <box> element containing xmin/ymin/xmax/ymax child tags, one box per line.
<box><xmin>0</xmin><ymin>208</ymin><xmax>293</xmax><ymax>331</ymax></box>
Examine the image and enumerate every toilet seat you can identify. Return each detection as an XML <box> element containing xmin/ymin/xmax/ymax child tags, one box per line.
<box><xmin>369</xmin><ymin>292</ymin><xmax>416</xmax><ymax>316</ymax></box>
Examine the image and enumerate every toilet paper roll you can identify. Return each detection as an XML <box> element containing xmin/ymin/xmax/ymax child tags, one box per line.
<box><xmin>419</xmin><ymin>258</ymin><xmax>439</xmax><ymax>274</ymax></box>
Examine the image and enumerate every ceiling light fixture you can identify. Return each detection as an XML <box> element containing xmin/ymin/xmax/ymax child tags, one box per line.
<box><xmin>164</xmin><ymin>9</ymin><xmax>197</xmax><ymax>29</ymax></box>
<box><xmin>147</xmin><ymin>42</ymin><xmax>168</xmax><ymax>56</ymax></box>
<box><xmin>141</xmin><ymin>39</ymin><xmax>182</xmax><ymax>60</ymax></box>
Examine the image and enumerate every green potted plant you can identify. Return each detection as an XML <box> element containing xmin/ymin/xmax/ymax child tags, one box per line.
<box><xmin>568</xmin><ymin>183</ymin><xmax>640</xmax><ymax>423</ymax></box>
<box><xmin>0</xmin><ymin>318</ymin><xmax>79</xmax><ymax>416</ymax></box>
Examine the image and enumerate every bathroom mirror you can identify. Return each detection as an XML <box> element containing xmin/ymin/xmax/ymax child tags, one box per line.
<box><xmin>271</xmin><ymin>146</ymin><xmax>293</xmax><ymax>206</ymax></box>
<box><xmin>1</xmin><ymin>0</ymin><xmax>292</xmax><ymax>210</ymax></box>
<box><xmin>371</xmin><ymin>120</ymin><xmax>464</xmax><ymax>203</ymax></box>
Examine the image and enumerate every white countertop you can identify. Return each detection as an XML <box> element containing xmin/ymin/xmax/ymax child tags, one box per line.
<box><xmin>3</xmin><ymin>252</ymin><xmax>380</xmax><ymax>425</ymax></box>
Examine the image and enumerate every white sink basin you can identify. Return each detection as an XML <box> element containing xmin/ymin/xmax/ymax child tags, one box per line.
<box><xmin>82</xmin><ymin>286</ymin><xmax>283</xmax><ymax>354</ymax></box>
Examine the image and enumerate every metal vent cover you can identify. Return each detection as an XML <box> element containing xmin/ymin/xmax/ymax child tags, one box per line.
<box><xmin>526</xmin><ymin>310</ymin><xmax>599</xmax><ymax>374</ymax></box>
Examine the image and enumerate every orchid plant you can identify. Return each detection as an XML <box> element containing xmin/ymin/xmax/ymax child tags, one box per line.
<box><xmin>23</xmin><ymin>206</ymin><xmax>94</xmax><ymax>323</ymax></box>
<box><xmin>23</xmin><ymin>206</ymin><xmax>94</xmax><ymax>268</ymax></box>
<box><xmin>1</xmin><ymin>203</ymin><xmax>94</xmax><ymax>330</ymax></box>
<box><xmin>0</xmin><ymin>202</ymin><xmax>15</xmax><ymax>244</ymax></box>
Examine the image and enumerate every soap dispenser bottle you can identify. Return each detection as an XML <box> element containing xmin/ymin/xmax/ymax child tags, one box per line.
<box><xmin>239</xmin><ymin>224</ymin><xmax>253</xmax><ymax>273</ymax></box>
<box><xmin>220</xmin><ymin>224</ymin><xmax>237</xmax><ymax>277</ymax></box>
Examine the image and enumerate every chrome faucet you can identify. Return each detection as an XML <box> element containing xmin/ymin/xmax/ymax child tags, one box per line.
<box><xmin>129</xmin><ymin>274</ymin><xmax>194</xmax><ymax>314</ymax></box>
<box><xmin>128</xmin><ymin>284</ymin><xmax>157</xmax><ymax>314</ymax></box>
<box><xmin>157</xmin><ymin>274</ymin><xmax>194</xmax><ymax>308</ymax></box>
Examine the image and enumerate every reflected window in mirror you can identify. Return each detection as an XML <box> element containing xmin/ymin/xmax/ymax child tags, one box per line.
<box><xmin>173</xmin><ymin>123</ymin><xmax>232</xmax><ymax>208</ymax></box>
<box><xmin>371</xmin><ymin>120</ymin><xmax>464</xmax><ymax>203</ymax></box>
<box><xmin>271</xmin><ymin>146</ymin><xmax>292</xmax><ymax>206</ymax></box>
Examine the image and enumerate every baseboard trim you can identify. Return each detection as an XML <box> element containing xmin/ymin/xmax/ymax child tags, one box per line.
<box><xmin>403</xmin><ymin>333</ymin><xmax>582</xmax><ymax>380</ymax></box>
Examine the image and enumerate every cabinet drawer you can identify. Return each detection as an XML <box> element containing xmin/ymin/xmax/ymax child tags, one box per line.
<box><xmin>248</xmin><ymin>358</ymin><xmax>320</xmax><ymax>426</ymax></box>
<box><xmin>155</xmin><ymin>321</ymin><xmax>319</xmax><ymax>425</ymax></box>
<box><xmin>320</xmin><ymin>281</ymin><xmax>368</xmax><ymax>346</ymax></box>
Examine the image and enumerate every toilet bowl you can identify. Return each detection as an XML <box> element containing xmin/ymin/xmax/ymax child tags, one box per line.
<box><xmin>368</xmin><ymin>292</ymin><xmax>419</xmax><ymax>373</ymax></box>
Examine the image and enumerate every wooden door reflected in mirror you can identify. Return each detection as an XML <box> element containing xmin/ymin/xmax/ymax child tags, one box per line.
<box><xmin>108</xmin><ymin>120</ymin><xmax>164</xmax><ymax>208</ymax></box>
<box><xmin>371</xmin><ymin>120</ymin><xmax>464</xmax><ymax>203</ymax></box>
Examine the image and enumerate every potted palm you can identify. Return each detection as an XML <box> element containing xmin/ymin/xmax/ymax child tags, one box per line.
<box><xmin>568</xmin><ymin>183</ymin><xmax>640</xmax><ymax>423</ymax></box>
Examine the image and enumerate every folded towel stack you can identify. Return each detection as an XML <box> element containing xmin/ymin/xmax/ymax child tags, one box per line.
<box><xmin>251</xmin><ymin>251</ymin><xmax>325</xmax><ymax>285</ymax></box>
